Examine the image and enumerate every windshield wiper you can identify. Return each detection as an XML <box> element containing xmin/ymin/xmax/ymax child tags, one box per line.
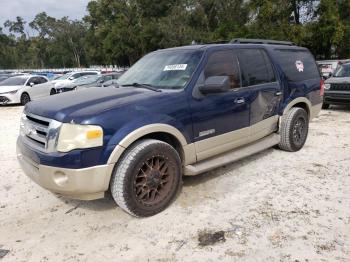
<box><xmin>121</xmin><ymin>83</ymin><xmax>162</xmax><ymax>92</ymax></box>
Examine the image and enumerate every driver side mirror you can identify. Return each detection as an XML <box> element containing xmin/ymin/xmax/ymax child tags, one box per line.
<box><xmin>199</xmin><ymin>76</ymin><xmax>230</xmax><ymax>94</ymax></box>
<box><xmin>29</xmin><ymin>82</ymin><xmax>35</xmax><ymax>87</ymax></box>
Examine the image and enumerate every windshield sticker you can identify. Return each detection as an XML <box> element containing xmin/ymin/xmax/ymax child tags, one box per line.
<box><xmin>164</xmin><ymin>64</ymin><xmax>188</xmax><ymax>71</ymax></box>
<box><xmin>295</xmin><ymin>60</ymin><xmax>304</xmax><ymax>72</ymax></box>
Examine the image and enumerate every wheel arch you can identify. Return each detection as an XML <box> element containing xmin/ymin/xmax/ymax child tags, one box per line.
<box><xmin>107</xmin><ymin>124</ymin><xmax>196</xmax><ymax>166</ymax></box>
<box><xmin>282</xmin><ymin>97</ymin><xmax>311</xmax><ymax>117</ymax></box>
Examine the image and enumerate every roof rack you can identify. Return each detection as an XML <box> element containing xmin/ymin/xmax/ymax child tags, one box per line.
<box><xmin>230</xmin><ymin>38</ymin><xmax>294</xmax><ymax>46</ymax></box>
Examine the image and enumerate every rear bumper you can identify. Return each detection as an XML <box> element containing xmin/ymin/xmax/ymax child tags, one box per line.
<box><xmin>17</xmin><ymin>143</ymin><xmax>114</xmax><ymax>200</ymax></box>
<box><xmin>324</xmin><ymin>91</ymin><xmax>350</xmax><ymax>104</ymax></box>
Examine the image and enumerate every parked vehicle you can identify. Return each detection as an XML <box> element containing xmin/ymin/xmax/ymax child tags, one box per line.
<box><xmin>323</xmin><ymin>62</ymin><xmax>350</xmax><ymax>109</ymax></box>
<box><xmin>17</xmin><ymin>39</ymin><xmax>323</xmax><ymax>217</ymax></box>
<box><xmin>317</xmin><ymin>59</ymin><xmax>350</xmax><ymax>79</ymax></box>
<box><xmin>0</xmin><ymin>75</ymin><xmax>51</xmax><ymax>105</ymax></box>
<box><xmin>56</xmin><ymin>72</ymin><xmax>122</xmax><ymax>93</ymax></box>
<box><xmin>52</xmin><ymin>71</ymin><xmax>100</xmax><ymax>88</ymax></box>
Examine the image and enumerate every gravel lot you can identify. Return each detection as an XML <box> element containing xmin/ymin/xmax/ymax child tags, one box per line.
<box><xmin>0</xmin><ymin>105</ymin><xmax>350</xmax><ymax>262</ymax></box>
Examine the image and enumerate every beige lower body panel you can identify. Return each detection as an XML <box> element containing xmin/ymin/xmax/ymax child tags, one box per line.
<box><xmin>185</xmin><ymin>133</ymin><xmax>280</xmax><ymax>176</ymax></box>
<box><xmin>17</xmin><ymin>147</ymin><xmax>114</xmax><ymax>200</ymax></box>
<box><xmin>194</xmin><ymin>115</ymin><xmax>279</xmax><ymax>162</ymax></box>
<box><xmin>310</xmin><ymin>103</ymin><xmax>322</xmax><ymax>120</ymax></box>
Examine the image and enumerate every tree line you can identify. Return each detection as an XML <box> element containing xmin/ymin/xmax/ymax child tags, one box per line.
<box><xmin>0</xmin><ymin>0</ymin><xmax>349</xmax><ymax>69</ymax></box>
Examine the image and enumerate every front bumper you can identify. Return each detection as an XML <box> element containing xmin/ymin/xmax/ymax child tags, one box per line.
<box><xmin>324</xmin><ymin>91</ymin><xmax>350</xmax><ymax>104</ymax></box>
<box><xmin>0</xmin><ymin>93</ymin><xmax>20</xmax><ymax>105</ymax></box>
<box><xmin>17</xmin><ymin>143</ymin><xmax>114</xmax><ymax>200</ymax></box>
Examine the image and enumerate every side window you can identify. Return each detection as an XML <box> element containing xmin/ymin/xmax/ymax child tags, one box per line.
<box><xmin>82</xmin><ymin>72</ymin><xmax>97</xmax><ymax>76</ymax></box>
<box><xmin>38</xmin><ymin>77</ymin><xmax>47</xmax><ymax>84</ymax></box>
<box><xmin>274</xmin><ymin>49</ymin><xmax>320</xmax><ymax>82</ymax></box>
<box><xmin>72</xmin><ymin>73</ymin><xmax>81</xmax><ymax>79</ymax></box>
<box><xmin>27</xmin><ymin>77</ymin><xmax>35</xmax><ymax>86</ymax></box>
<box><xmin>103</xmin><ymin>75</ymin><xmax>113</xmax><ymax>82</ymax></box>
<box><xmin>237</xmin><ymin>49</ymin><xmax>276</xmax><ymax>86</ymax></box>
<box><xmin>204</xmin><ymin>50</ymin><xmax>241</xmax><ymax>89</ymax></box>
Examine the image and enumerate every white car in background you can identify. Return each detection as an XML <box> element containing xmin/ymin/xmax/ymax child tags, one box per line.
<box><xmin>0</xmin><ymin>75</ymin><xmax>53</xmax><ymax>105</ymax></box>
<box><xmin>52</xmin><ymin>71</ymin><xmax>100</xmax><ymax>88</ymax></box>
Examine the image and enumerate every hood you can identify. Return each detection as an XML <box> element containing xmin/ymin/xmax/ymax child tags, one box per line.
<box><xmin>54</xmin><ymin>80</ymin><xmax>71</xmax><ymax>88</ymax></box>
<box><xmin>325</xmin><ymin>77</ymin><xmax>350</xmax><ymax>84</ymax></box>
<box><xmin>25</xmin><ymin>87</ymin><xmax>165</xmax><ymax>123</ymax></box>
<box><xmin>0</xmin><ymin>85</ymin><xmax>21</xmax><ymax>94</ymax></box>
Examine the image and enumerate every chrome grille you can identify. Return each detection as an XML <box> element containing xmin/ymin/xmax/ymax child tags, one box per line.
<box><xmin>20</xmin><ymin>113</ymin><xmax>62</xmax><ymax>152</ymax></box>
<box><xmin>330</xmin><ymin>83</ymin><xmax>350</xmax><ymax>91</ymax></box>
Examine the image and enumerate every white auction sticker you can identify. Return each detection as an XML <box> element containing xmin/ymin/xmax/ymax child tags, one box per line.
<box><xmin>164</xmin><ymin>64</ymin><xmax>188</xmax><ymax>71</ymax></box>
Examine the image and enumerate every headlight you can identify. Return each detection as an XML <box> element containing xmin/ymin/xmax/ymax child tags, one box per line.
<box><xmin>325</xmin><ymin>83</ymin><xmax>331</xmax><ymax>90</ymax></box>
<box><xmin>0</xmin><ymin>90</ymin><xmax>18</xmax><ymax>95</ymax></box>
<box><xmin>57</xmin><ymin>124</ymin><xmax>103</xmax><ymax>152</ymax></box>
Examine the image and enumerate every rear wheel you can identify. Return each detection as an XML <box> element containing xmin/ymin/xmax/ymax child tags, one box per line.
<box><xmin>110</xmin><ymin>139</ymin><xmax>182</xmax><ymax>217</ymax></box>
<box><xmin>50</xmin><ymin>89</ymin><xmax>56</xmax><ymax>95</ymax></box>
<box><xmin>20</xmin><ymin>93</ymin><xmax>31</xmax><ymax>105</ymax></box>
<box><xmin>278</xmin><ymin>107</ymin><xmax>309</xmax><ymax>152</ymax></box>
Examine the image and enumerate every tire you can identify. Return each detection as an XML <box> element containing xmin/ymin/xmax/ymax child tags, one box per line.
<box><xmin>50</xmin><ymin>89</ymin><xmax>56</xmax><ymax>95</ymax></box>
<box><xmin>20</xmin><ymin>93</ymin><xmax>31</xmax><ymax>105</ymax></box>
<box><xmin>110</xmin><ymin>139</ymin><xmax>182</xmax><ymax>217</ymax></box>
<box><xmin>278</xmin><ymin>107</ymin><xmax>309</xmax><ymax>152</ymax></box>
<box><xmin>322</xmin><ymin>103</ymin><xmax>330</xmax><ymax>109</ymax></box>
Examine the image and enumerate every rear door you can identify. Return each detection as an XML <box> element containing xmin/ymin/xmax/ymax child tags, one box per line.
<box><xmin>236</xmin><ymin>48</ymin><xmax>281</xmax><ymax>140</ymax></box>
<box><xmin>190</xmin><ymin>49</ymin><xmax>252</xmax><ymax>161</ymax></box>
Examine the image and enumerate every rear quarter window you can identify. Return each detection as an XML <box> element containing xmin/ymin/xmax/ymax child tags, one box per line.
<box><xmin>275</xmin><ymin>49</ymin><xmax>320</xmax><ymax>82</ymax></box>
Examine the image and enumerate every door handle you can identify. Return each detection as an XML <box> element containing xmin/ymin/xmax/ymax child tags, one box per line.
<box><xmin>275</xmin><ymin>91</ymin><xmax>283</xmax><ymax>96</ymax></box>
<box><xmin>234</xmin><ymin>97</ymin><xmax>245</xmax><ymax>104</ymax></box>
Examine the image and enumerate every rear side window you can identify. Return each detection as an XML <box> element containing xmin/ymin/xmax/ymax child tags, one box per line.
<box><xmin>274</xmin><ymin>49</ymin><xmax>320</xmax><ymax>82</ymax></box>
<box><xmin>204</xmin><ymin>50</ymin><xmax>241</xmax><ymax>89</ymax></box>
<box><xmin>237</xmin><ymin>49</ymin><xmax>276</xmax><ymax>86</ymax></box>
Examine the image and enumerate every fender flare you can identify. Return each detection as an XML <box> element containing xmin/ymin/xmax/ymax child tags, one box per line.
<box><xmin>282</xmin><ymin>97</ymin><xmax>312</xmax><ymax>117</ymax></box>
<box><xmin>107</xmin><ymin>123</ymin><xmax>195</xmax><ymax>165</ymax></box>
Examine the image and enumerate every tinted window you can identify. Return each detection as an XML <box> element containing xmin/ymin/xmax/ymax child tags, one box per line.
<box><xmin>37</xmin><ymin>77</ymin><xmax>47</xmax><ymax>84</ymax></box>
<box><xmin>237</xmin><ymin>49</ymin><xmax>276</xmax><ymax>86</ymax></box>
<box><xmin>81</xmin><ymin>72</ymin><xmax>97</xmax><ymax>76</ymax></box>
<box><xmin>204</xmin><ymin>50</ymin><xmax>240</xmax><ymax>89</ymax></box>
<box><xmin>274</xmin><ymin>49</ymin><xmax>320</xmax><ymax>81</ymax></box>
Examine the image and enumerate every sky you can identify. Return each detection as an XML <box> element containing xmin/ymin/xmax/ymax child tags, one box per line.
<box><xmin>0</xmin><ymin>0</ymin><xmax>91</xmax><ymax>33</ymax></box>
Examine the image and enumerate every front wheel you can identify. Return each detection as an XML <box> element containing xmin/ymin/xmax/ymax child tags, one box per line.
<box><xmin>50</xmin><ymin>89</ymin><xmax>56</xmax><ymax>95</ymax></box>
<box><xmin>110</xmin><ymin>139</ymin><xmax>182</xmax><ymax>217</ymax></box>
<box><xmin>278</xmin><ymin>107</ymin><xmax>309</xmax><ymax>152</ymax></box>
<box><xmin>322</xmin><ymin>103</ymin><xmax>330</xmax><ymax>109</ymax></box>
<box><xmin>20</xmin><ymin>93</ymin><xmax>31</xmax><ymax>105</ymax></box>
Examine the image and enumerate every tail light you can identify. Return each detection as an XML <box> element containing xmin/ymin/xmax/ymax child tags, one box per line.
<box><xmin>320</xmin><ymin>79</ymin><xmax>325</xmax><ymax>96</ymax></box>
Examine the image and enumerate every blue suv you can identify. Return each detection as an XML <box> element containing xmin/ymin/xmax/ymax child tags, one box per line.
<box><xmin>17</xmin><ymin>39</ymin><xmax>324</xmax><ymax>217</ymax></box>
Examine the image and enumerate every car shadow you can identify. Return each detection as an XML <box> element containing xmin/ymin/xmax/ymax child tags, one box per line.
<box><xmin>54</xmin><ymin>192</ymin><xmax>117</xmax><ymax>212</ymax></box>
<box><xmin>327</xmin><ymin>104</ymin><xmax>350</xmax><ymax>112</ymax></box>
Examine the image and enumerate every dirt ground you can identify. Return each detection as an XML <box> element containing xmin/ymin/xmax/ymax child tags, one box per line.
<box><xmin>0</xmin><ymin>105</ymin><xmax>350</xmax><ymax>262</ymax></box>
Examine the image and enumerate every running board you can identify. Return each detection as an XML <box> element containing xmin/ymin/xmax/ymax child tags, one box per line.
<box><xmin>184</xmin><ymin>134</ymin><xmax>280</xmax><ymax>176</ymax></box>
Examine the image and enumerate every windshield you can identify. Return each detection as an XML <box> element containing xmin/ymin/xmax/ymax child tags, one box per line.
<box><xmin>334</xmin><ymin>64</ymin><xmax>350</xmax><ymax>77</ymax></box>
<box><xmin>55</xmin><ymin>73</ymin><xmax>72</xmax><ymax>80</ymax></box>
<box><xmin>117</xmin><ymin>50</ymin><xmax>203</xmax><ymax>90</ymax></box>
<box><xmin>0</xmin><ymin>77</ymin><xmax>27</xmax><ymax>86</ymax></box>
<box><xmin>73</xmin><ymin>75</ymin><xmax>100</xmax><ymax>85</ymax></box>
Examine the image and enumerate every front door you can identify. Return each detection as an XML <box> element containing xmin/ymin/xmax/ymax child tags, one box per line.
<box><xmin>190</xmin><ymin>49</ymin><xmax>252</xmax><ymax>161</ymax></box>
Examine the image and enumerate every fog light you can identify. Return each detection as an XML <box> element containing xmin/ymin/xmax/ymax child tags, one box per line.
<box><xmin>53</xmin><ymin>171</ymin><xmax>68</xmax><ymax>186</ymax></box>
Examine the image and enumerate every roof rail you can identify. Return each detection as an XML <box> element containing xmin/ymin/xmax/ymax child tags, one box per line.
<box><xmin>230</xmin><ymin>38</ymin><xmax>294</xmax><ymax>46</ymax></box>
